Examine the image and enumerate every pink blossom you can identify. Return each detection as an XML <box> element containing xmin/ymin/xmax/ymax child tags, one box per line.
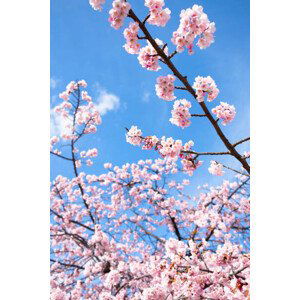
<box><xmin>155</xmin><ymin>75</ymin><xmax>176</xmax><ymax>100</ymax></box>
<box><xmin>108</xmin><ymin>0</ymin><xmax>131</xmax><ymax>30</ymax></box>
<box><xmin>59</xmin><ymin>91</ymin><xmax>69</xmax><ymax>101</ymax></box>
<box><xmin>208</xmin><ymin>160</ymin><xmax>224</xmax><ymax>176</ymax></box>
<box><xmin>104</xmin><ymin>162</ymin><xmax>112</xmax><ymax>169</ymax></box>
<box><xmin>86</xmin><ymin>148</ymin><xmax>98</xmax><ymax>157</ymax></box>
<box><xmin>144</xmin><ymin>0</ymin><xmax>171</xmax><ymax>27</ymax></box>
<box><xmin>137</xmin><ymin>39</ymin><xmax>167</xmax><ymax>71</ymax></box>
<box><xmin>142</xmin><ymin>135</ymin><xmax>159</xmax><ymax>150</ymax></box>
<box><xmin>169</xmin><ymin>99</ymin><xmax>191</xmax><ymax>128</ymax></box>
<box><xmin>159</xmin><ymin>136</ymin><xmax>182</xmax><ymax>159</ymax></box>
<box><xmin>193</xmin><ymin>76</ymin><xmax>219</xmax><ymax>102</ymax></box>
<box><xmin>66</xmin><ymin>81</ymin><xmax>77</xmax><ymax>94</ymax></box>
<box><xmin>50</xmin><ymin>136</ymin><xmax>59</xmax><ymax>146</ymax></box>
<box><xmin>123</xmin><ymin>22</ymin><xmax>140</xmax><ymax>54</ymax></box>
<box><xmin>89</xmin><ymin>0</ymin><xmax>105</xmax><ymax>11</ymax></box>
<box><xmin>81</xmin><ymin>91</ymin><xmax>92</xmax><ymax>102</ymax></box>
<box><xmin>126</xmin><ymin>125</ymin><xmax>143</xmax><ymax>146</ymax></box>
<box><xmin>75</xmin><ymin>160</ymin><xmax>82</xmax><ymax>168</ymax></box>
<box><xmin>212</xmin><ymin>102</ymin><xmax>236</xmax><ymax>125</ymax></box>
<box><xmin>77</xmin><ymin>79</ymin><xmax>87</xmax><ymax>87</ymax></box>
<box><xmin>172</xmin><ymin>5</ymin><xmax>216</xmax><ymax>54</ymax></box>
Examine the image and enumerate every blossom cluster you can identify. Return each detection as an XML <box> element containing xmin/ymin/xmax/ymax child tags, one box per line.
<box><xmin>137</xmin><ymin>39</ymin><xmax>167</xmax><ymax>71</ymax></box>
<box><xmin>180</xmin><ymin>140</ymin><xmax>203</xmax><ymax>175</ymax></box>
<box><xmin>58</xmin><ymin>80</ymin><xmax>87</xmax><ymax>101</ymax></box>
<box><xmin>144</xmin><ymin>0</ymin><xmax>171</xmax><ymax>27</ymax></box>
<box><xmin>208</xmin><ymin>160</ymin><xmax>224</xmax><ymax>176</ymax></box>
<box><xmin>212</xmin><ymin>102</ymin><xmax>236</xmax><ymax>125</ymax></box>
<box><xmin>53</xmin><ymin>81</ymin><xmax>101</xmax><ymax>141</ymax></box>
<box><xmin>123</xmin><ymin>22</ymin><xmax>140</xmax><ymax>54</ymax></box>
<box><xmin>108</xmin><ymin>0</ymin><xmax>131</xmax><ymax>30</ymax></box>
<box><xmin>125</xmin><ymin>126</ymin><xmax>201</xmax><ymax>175</ymax></box>
<box><xmin>193</xmin><ymin>75</ymin><xmax>219</xmax><ymax>102</ymax></box>
<box><xmin>169</xmin><ymin>99</ymin><xmax>191</xmax><ymax>128</ymax></box>
<box><xmin>172</xmin><ymin>5</ymin><xmax>216</xmax><ymax>54</ymax></box>
<box><xmin>159</xmin><ymin>136</ymin><xmax>183</xmax><ymax>158</ymax></box>
<box><xmin>155</xmin><ymin>74</ymin><xmax>176</xmax><ymax>100</ymax></box>
<box><xmin>51</xmin><ymin>161</ymin><xmax>250</xmax><ymax>299</ymax></box>
<box><xmin>89</xmin><ymin>0</ymin><xmax>105</xmax><ymax>11</ymax></box>
<box><xmin>125</xmin><ymin>126</ymin><xmax>143</xmax><ymax>146</ymax></box>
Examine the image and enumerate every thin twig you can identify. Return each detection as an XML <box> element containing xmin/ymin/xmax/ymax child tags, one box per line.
<box><xmin>233</xmin><ymin>137</ymin><xmax>250</xmax><ymax>147</ymax></box>
<box><xmin>191</xmin><ymin>114</ymin><xmax>207</xmax><ymax>117</ymax></box>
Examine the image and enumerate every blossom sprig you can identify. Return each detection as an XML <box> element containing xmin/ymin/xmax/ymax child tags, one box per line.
<box><xmin>89</xmin><ymin>0</ymin><xmax>105</xmax><ymax>11</ymax></box>
<box><xmin>123</xmin><ymin>22</ymin><xmax>140</xmax><ymax>54</ymax></box>
<box><xmin>125</xmin><ymin>125</ymin><xmax>201</xmax><ymax>175</ymax></box>
<box><xmin>208</xmin><ymin>160</ymin><xmax>225</xmax><ymax>176</ymax></box>
<box><xmin>144</xmin><ymin>0</ymin><xmax>171</xmax><ymax>27</ymax></box>
<box><xmin>193</xmin><ymin>76</ymin><xmax>219</xmax><ymax>102</ymax></box>
<box><xmin>54</xmin><ymin>82</ymin><xmax>101</xmax><ymax>141</ymax></box>
<box><xmin>155</xmin><ymin>74</ymin><xmax>176</xmax><ymax>100</ymax></box>
<box><xmin>212</xmin><ymin>102</ymin><xmax>236</xmax><ymax>125</ymax></box>
<box><xmin>108</xmin><ymin>0</ymin><xmax>131</xmax><ymax>30</ymax></box>
<box><xmin>138</xmin><ymin>39</ymin><xmax>168</xmax><ymax>71</ymax></box>
<box><xmin>169</xmin><ymin>99</ymin><xmax>192</xmax><ymax>128</ymax></box>
<box><xmin>172</xmin><ymin>5</ymin><xmax>216</xmax><ymax>54</ymax></box>
<box><xmin>51</xmin><ymin>80</ymin><xmax>102</xmax><ymax>169</ymax></box>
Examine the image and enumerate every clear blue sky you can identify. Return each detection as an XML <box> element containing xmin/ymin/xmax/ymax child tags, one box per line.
<box><xmin>50</xmin><ymin>0</ymin><xmax>249</xmax><ymax>190</ymax></box>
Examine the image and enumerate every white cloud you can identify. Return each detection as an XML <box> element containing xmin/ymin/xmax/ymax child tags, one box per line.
<box><xmin>142</xmin><ymin>91</ymin><xmax>151</xmax><ymax>103</ymax></box>
<box><xmin>50</xmin><ymin>108</ymin><xmax>72</xmax><ymax>137</ymax></box>
<box><xmin>94</xmin><ymin>89</ymin><xmax>120</xmax><ymax>115</ymax></box>
<box><xmin>50</xmin><ymin>77</ymin><xmax>59</xmax><ymax>89</ymax></box>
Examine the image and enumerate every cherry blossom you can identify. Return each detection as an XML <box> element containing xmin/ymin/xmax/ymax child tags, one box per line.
<box><xmin>123</xmin><ymin>22</ymin><xmax>140</xmax><ymax>54</ymax></box>
<box><xmin>212</xmin><ymin>102</ymin><xmax>236</xmax><ymax>125</ymax></box>
<box><xmin>155</xmin><ymin>74</ymin><xmax>176</xmax><ymax>101</ymax></box>
<box><xmin>125</xmin><ymin>125</ymin><xmax>143</xmax><ymax>146</ymax></box>
<box><xmin>89</xmin><ymin>0</ymin><xmax>106</xmax><ymax>11</ymax></box>
<box><xmin>51</xmin><ymin>1</ymin><xmax>251</xmax><ymax>298</ymax></box>
<box><xmin>52</xmin><ymin>81</ymin><xmax>102</xmax><ymax>141</ymax></box>
<box><xmin>144</xmin><ymin>0</ymin><xmax>171</xmax><ymax>27</ymax></box>
<box><xmin>51</xmin><ymin>153</ymin><xmax>250</xmax><ymax>299</ymax></box>
<box><xmin>137</xmin><ymin>39</ymin><xmax>168</xmax><ymax>71</ymax></box>
<box><xmin>193</xmin><ymin>75</ymin><xmax>219</xmax><ymax>102</ymax></box>
<box><xmin>108</xmin><ymin>0</ymin><xmax>131</xmax><ymax>30</ymax></box>
<box><xmin>159</xmin><ymin>136</ymin><xmax>182</xmax><ymax>159</ymax></box>
<box><xmin>169</xmin><ymin>99</ymin><xmax>191</xmax><ymax>128</ymax></box>
<box><xmin>208</xmin><ymin>160</ymin><xmax>225</xmax><ymax>176</ymax></box>
<box><xmin>172</xmin><ymin>5</ymin><xmax>216</xmax><ymax>54</ymax></box>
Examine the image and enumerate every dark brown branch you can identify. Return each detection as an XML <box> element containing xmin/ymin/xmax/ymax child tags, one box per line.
<box><xmin>169</xmin><ymin>216</ymin><xmax>182</xmax><ymax>241</ymax></box>
<box><xmin>168</xmin><ymin>50</ymin><xmax>178</xmax><ymax>59</ymax></box>
<box><xmin>142</xmin><ymin>14</ymin><xmax>150</xmax><ymax>25</ymax></box>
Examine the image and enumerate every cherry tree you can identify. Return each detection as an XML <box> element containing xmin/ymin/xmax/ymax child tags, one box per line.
<box><xmin>50</xmin><ymin>1</ymin><xmax>250</xmax><ymax>299</ymax></box>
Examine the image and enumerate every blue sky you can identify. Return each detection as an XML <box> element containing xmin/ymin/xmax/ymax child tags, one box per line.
<box><xmin>50</xmin><ymin>0</ymin><xmax>249</xmax><ymax>189</ymax></box>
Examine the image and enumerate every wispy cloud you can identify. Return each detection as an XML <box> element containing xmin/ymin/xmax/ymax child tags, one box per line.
<box><xmin>94</xmin><ymin>88</ymin><xmax>120</xmax><ymax>115</ymax></box>
<box><xmin>142</xmin><ymin>91</ymin><xmax>151</xmax><ymax>103</ymax></box>
<box><xmin>50</xmin><ymin>77</ymin><xmax>59</xmax><ymax>89</ymax></box>
<box><xmin>50</xmin><ymin>109</ymin><xmax>72</xmax><ymax>137</ymax></box>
